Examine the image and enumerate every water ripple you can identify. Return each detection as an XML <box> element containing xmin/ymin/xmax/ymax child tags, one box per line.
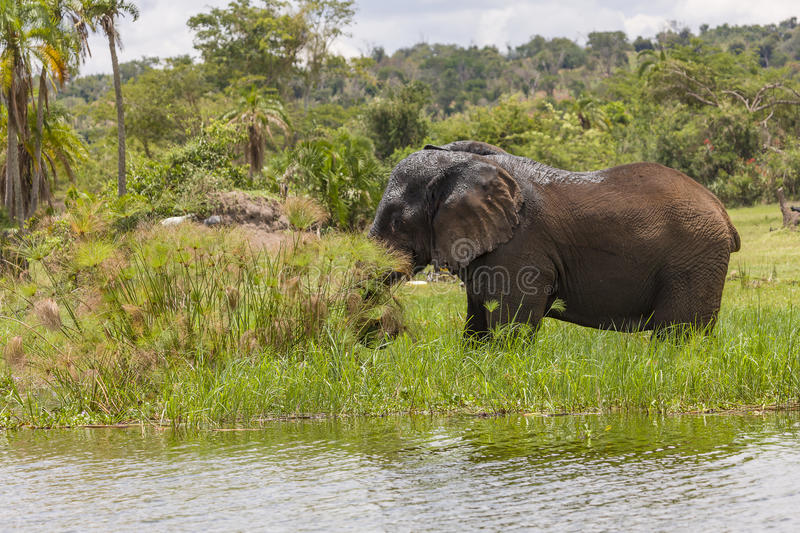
<box><xmin>2</xmin><ymin>413</ymin><xmax>799</xmax><ymax>532</ymax></box>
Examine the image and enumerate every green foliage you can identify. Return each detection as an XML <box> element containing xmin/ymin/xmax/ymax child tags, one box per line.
<box><xmin>364</xmin><ymin>82</ymin><xmax>431</xmax><ymax>159</ymax></box>
<box><xmin>587</xmin><ymin>31</ymin><xmax>632</xmax><ymax>75</ymax></box>
<box><xmin>72</xmin><ymin>239</ymin><xmax>116</xmax><ymax>269</ymax></box>
<box><xmin>3</xmin><ymin>204</ymin><xmax>800</xmax><ymax>426</ymax></box>
<box><xmin>278</xmin><ymin>129</ymin><xmax>386</xmax><ymax>229</ymax></box>
<box><xmin>645</xmin><ymin>105</ymin><xmax>760</xmax><ymax>187</ymax></box>
<box><xmin>433</xmin><ymin>95</ymin><xmax>623</xmax><ymax>170</ymax></box>
<box><xmin>282</xmin><ymin>196</ymin><xmax>328</xmax><ymax>230</ymax></box>
<box><xmin>40</xmin><ymin>13</ymin><xmax>800</xmax><ymax>221</ymax></box>
<box><xmin>224</xmin><ymin>86</ymin><xmax>290</xmax><ymax>176</ymax></box>
<box><xmin>128</xmin><ymin>121</ymin><xmax>247</xmax><ymax>215</ymax></box>
<box><xmin>432</xmin><ymin>94</ymin><xmax>534</xmax><ymax>151</ymax></box>
<box><xmin>124</xmin><ymin>57</ymin><xmax>211</xmax><ymax>156</ymax></box>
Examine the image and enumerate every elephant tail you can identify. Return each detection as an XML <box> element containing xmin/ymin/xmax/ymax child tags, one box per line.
<box><xmin>726</xmin><ymin>217</ymin><xmax>741</xmax><ymax>253</ymax></box>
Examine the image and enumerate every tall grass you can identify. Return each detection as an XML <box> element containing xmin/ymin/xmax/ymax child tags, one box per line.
<box><xmin>1</xmin><ymin>203</ymin><xmax>800</xmax><ymax>428</ymax></box>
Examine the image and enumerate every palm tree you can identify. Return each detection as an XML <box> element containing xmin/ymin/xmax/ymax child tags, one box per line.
<box><xmin>1</xmin><ymin>0</ymin><xmax>78</xmax><ymax>223</ymax></box>
<box><xmin>0</xmin><ymin>0</ymin><xmax>56</xmax><ymax>224</ymax></box>
<box><xmin>30</xmin><ymin>0</ymin><xmax>75</xmax><ymax>213</ymax></box>
<box><xmin>1</xmin><ymin>0</ymin><xmax>25</xmax><ymax>223</ymax></box>
<box><xmin>225</xmin><ymin>87</ymin><xmax>290</xmax><ymax>177</ymax></box>
<box><xmin>83</xmin><ymin>0</ymin><xmax>139</xmax><ymax>196</ymax></box>
<box><xmin>30</xmin><ymin>104</ymin><xmax>88</xmax><ymax>190</ymax></box>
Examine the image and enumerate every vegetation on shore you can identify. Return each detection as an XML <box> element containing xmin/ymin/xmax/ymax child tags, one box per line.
<box><xmin>2</xmin><ymin>2</ymin><xmax>800</xmax><ymax>427</ymax></box>
<box><xmin>1</xmin><ymin>203</ymin><xmax>798</xmax><ymax>428</ymax></box>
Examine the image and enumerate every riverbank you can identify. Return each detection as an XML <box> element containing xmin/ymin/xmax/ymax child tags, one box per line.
<box><xmin>2</xmin><ymin>203</ymin><xmax>799</xmax><ymax>428</ymax></box>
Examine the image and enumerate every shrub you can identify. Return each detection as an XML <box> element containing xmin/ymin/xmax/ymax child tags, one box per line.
<box><xmin>278</xmin><ymin>129</ymin><xmax>387</xmax><ymax>230</ymax></box>
<box><xmin>128</xmin><ymin>120</ymin><xmax>248</xmax><ymax>215</ymax></box>
<box><xmin>282</xmin><ymin>196</ymin><xmax>329</xmax><ymax>230</ymax></box>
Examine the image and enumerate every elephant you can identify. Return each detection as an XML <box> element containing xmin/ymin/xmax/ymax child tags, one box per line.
<box><xmin>368</xmin><ymin>140</ymin><xmax>741</xmax><ymax>338</ymax></box>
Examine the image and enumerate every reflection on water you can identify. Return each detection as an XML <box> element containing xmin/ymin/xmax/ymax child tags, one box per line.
<box><xmin>2</xmin><ymin>413</ymin><xmax>800</xmax><ymax>531</ymax></box>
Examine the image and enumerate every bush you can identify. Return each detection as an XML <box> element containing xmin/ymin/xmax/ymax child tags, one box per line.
<box><xmin>276</xmin><ymin>129</ymin><xmax>387</xmax><ymax>230</ymax></box>
<box><xmin>128</xmin><ymin>120</ymin><xmax>248</xmax><ymax>215</ymax></box>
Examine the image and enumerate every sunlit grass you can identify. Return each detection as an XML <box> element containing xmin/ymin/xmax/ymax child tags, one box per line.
<box><xmin>1</xmin><ymin>204</ymin><xmax>800</xmax><ymax>428</ymax></box>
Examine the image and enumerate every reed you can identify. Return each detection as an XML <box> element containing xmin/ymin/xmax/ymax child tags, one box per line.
<box><xmin>1</xmin><ymin>203</ymin><xmax>799</xmax><ymax>428</ymax></box>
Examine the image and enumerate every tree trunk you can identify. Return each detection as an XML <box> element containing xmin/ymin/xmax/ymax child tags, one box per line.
<box><xmin>777</xmin><ymin>187</ymin><xmax>800</xmax><ymax>228</ymax></box>
<box><xmin>4</xmin><ymin>105</ymin><xmax>17</xmax><ymax>219</ymax></box>
<box><xmin>3</xmin><ymin>94</ymin><xmax>13</xmax><ymax>216</ymax></box>
<box><xmin>32</xmin><ymin>69</ymin><xmax>47</xmax><ymax>215</ymax></box>
<box><xmin>5</xmin><ymin>76</ymin><xmax>22</xmax><ymax>225</ymax></box>
<box><xmin>141</xmin><ymin>139</ymin><xmax>152</xmax><ymax>159</ymax></box>
<box><xmin>108</xmin><ymin>26</ymin><xmax>127</xmax><ymax>196</ymax></box>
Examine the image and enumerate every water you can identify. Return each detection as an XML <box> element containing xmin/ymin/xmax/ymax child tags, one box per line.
<box><xmin>2</xmin><ymin>413</ymin><xmax>800</xmax><ymax>532</ymax></box>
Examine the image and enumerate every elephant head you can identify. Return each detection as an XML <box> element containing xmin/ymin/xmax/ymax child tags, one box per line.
<box><xmin>368</xmin><ymin>142</ymin><xmax>524</xmax><ymax>275</ymax></box>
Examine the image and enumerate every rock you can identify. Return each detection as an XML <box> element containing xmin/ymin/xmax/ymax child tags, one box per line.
<box><xmin>160</xmin><ymin>214</ymin><xmax>194</xmax><ymax>226</ymax></box>
<box><xmin>203</xmin><ymin>215</ymin><xmax>222</xmax><ymax>226</ymax></box>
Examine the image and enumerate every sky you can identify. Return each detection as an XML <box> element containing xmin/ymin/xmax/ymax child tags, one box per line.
<box><xmin>80</xmin><ymin>0</ymin><xmax>800</xmax><ymax>75</ymax></box>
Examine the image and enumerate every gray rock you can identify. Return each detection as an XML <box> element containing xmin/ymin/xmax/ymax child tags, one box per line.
<box><xmin>203</xmin><ymin>215</ymin><xmax>222</xmax><ymax>226</ymax></box>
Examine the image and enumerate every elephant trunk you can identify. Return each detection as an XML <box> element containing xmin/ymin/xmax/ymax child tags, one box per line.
<box><xmin>367</xmin><ymin>225</ymin><xmax>420</xmax><ymax>286</ymax></box>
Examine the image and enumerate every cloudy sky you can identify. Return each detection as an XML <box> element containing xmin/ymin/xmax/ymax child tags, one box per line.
<box><xmin>80</xmin><ymin>0</ymin><xmax>800</xmax><ymax>75</ymax></box>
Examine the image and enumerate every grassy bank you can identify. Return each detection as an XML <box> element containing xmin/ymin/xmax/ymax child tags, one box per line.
<box><xmin>2</xmin><ymin>203</ymin><xmax>799</xmax><ymax>428</ymax></box>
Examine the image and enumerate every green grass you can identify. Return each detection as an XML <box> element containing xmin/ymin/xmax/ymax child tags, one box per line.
<box><xmin>2</xmin><ymin>204</ymin><xmax>800</xmax><ymax>428</ymax></box>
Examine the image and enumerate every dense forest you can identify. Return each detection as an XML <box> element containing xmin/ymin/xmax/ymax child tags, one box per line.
<box><xmin>3</xmin><ymin>0</ymin><xmax>800</xmax><ymax>230</ymax></box>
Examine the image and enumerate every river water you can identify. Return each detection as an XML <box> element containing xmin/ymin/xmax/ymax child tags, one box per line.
<box><xmin>2</xmin><ymin>413</ymin><xmax>799</xmax><ymax>531</ymax></box>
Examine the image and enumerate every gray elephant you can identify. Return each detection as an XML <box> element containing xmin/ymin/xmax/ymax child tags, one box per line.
<box><xmin>368</xmin><ymin>140</ymin><xmax>740</xmax><ymax>338</ymax></box>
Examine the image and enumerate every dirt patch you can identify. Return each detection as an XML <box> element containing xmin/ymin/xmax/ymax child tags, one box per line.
<box><xmin>205</xmin><ymin>192</ymin><xmax>293</xmax><ymax>251</ymax></box>
<box><xmin>210</xmin><ymin>191</ymin><xmax>289</xmax><ymax>232</ymax></box>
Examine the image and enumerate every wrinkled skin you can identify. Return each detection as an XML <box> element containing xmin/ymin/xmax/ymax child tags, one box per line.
<box><xmin>368</xmin><ymin>140</ymin><xmax>741</xmax><ymax>339</ymax></box>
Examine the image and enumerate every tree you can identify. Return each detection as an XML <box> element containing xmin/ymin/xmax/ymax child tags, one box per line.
<box><xmin>29</xmin><ymin>103</ymin><xmax>89</xmax><ymax>190</ymax></box>
<box><xmin>633</xmin><ymin>36</ymin><xmax>654</xmax><ymax>52</ymax></box>
<box><xmin>286</xmin><ymin>128</ymin><xmax>384</xmax><ymax>229</ymax></box>
<box><xmin>587</xmin><ymin>31</ymin><xmax>631</xmax><ymax>76</ymax></box>
<box><xmin>188</xmin><ymin>0</ymin><xmax>307</xmax><ymax>92</ymax></box>
<box><xmin>84</xmin><ymin>0</ymin><xmax>139</xmax><ymax>197</ymax></box>
<box><xmin>125</xmin><ymin>57</ymin><xmax>209</xmax><ymax>157</ymax></box>
<box><xmin>225</xmin><ymin>86</ymin><xmax>290</xmax><ymax>177</ymax></box>
<box><xmin>0</xmin><ymin>0</ymin><xmax>71</xmax><ymax>223</ymax></box>
<box><xmin>0</xmin><ymin>0</ymin><xmax>27</xmax><ymax>223</ymax></box>
<box><xmin>31</xmin><ymin>0</ymin><xmax>78</xmax><ymax>214</ymax></box>
<box><xmin>364</xmin><ymin>82</ymin><xmax>430</xmax><ymax>159</ymax></box>
<box><xmin>298</xmin><ymin>0</ymin><xmax>355</xmax><ymax>109</ymax></box>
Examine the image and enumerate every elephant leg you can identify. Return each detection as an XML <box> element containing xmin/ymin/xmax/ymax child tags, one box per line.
<box><xmin>486</xmin><ymin>293</ymin><xmax>549</xmax><ymax>335</ymax></box>
<box><xmin>464</xmin><ymin>292</ymin><xmax>489</xmax><ymax>340</ymax></box>
<box><xmin>651</xmin><ymin>259</ymin><xmax>727</xmax><ymax>339</ymax></box>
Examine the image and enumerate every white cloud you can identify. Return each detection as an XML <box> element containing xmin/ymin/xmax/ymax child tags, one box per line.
<box><xmin>623</xmin><ymin>14</ymin><xmax>666</xmax><ymax>39</ymax></box>
<box><xmin>674</xmin><ymin>0</ymin><xmax>798</xmax><ymax>28</ymax></box>
<box><xmin>79</xmin><ymin>0</ymin><xmax>229</xmax><ymax>75</ymax></box>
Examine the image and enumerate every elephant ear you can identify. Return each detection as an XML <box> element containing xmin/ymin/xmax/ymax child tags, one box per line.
<box><xmin>428</xmin><ymin>158</ymin><xmax>523</xmax><ymax>269</ymax></box>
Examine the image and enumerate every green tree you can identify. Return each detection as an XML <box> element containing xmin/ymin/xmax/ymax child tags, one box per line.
<box><xmin>298</xmin><ymin>0</ymin><xmax>355</xmax><ymax>109</ymax></box>
<box><xmin>1</xmin><ymin>0</ymin><xmax>72</xmax><ymax>223</ymax></box>
<box><xmin>31</xmin><ymin>0</ymin><xmax>80</xmax><ymax>214</ymax></box>
<box><xmin>83</xmin><ymin>0</ymin><xmax>139</xmax><ymax>197</ymax></box>
<box><xmin>364</xmin><ymin>81</ymin><xmax>430</xmax><ymax>159</ymax></box>
<box><xmin>587</xmin><ymin>31</ymin><xmax>631</xmax><ymax>76</ymax></box>
<box><xmin>285</xmin><ymin>129</ymin><xmax>384</xmax><ymax>229</ymax></box>
<box><xmin>188</xmin><ymin>0</ymin><xmax>307</xmax><ymax>92</ymax></box>
<box><xmin>225</xmin><ymin>86</ymin><xmax>290</xmax><ymax>177</ymax></box>
<box><xmin>125</xmin><ymin>57</ymin><xmax>210</xmax><ymax>157</ymax></box>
